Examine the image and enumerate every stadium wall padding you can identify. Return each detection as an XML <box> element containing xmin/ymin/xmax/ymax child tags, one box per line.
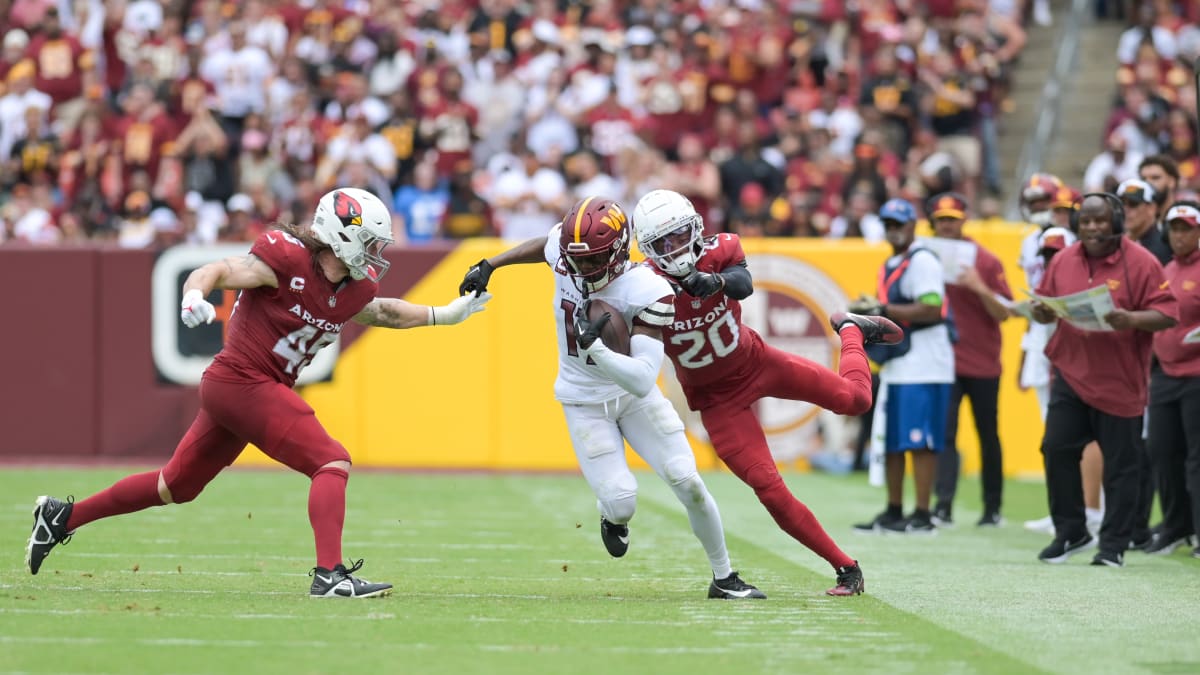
<box><xmin>0</xmin><ymin>226</ymin><xmax>1048</xmax><ymax>477</ymax></box>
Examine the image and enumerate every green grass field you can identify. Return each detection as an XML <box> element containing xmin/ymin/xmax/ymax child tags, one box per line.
<box><xmin>1</xmin><ymin>467</ymin><xmax>1197</xmax><ymax>675</ymax></box>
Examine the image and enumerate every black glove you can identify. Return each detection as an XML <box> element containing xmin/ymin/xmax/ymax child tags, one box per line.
<box><xmin>459</xmin><ymin>258</ymin><xmax>494</xmax><ymax>296</ymax></box>
<box><xmin>679</xmin><ymin>270</ymin><xmax>724</xmax><ymax>298</ymax></box>
<box><xmin>574</xmin><ymin>300</ymin><xmax>612</xmax><ymax>350</ymax></box>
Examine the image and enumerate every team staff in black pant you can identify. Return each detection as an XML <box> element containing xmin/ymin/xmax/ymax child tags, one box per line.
<box><xmin>1145</xmin><ymin>202</ymin><xmax>1200</xmax><ymax>558</ymax></box>
<box><xmin>925</xmin><ymin>193</ymin><xmax>1013</xmax><ymax>527</ymax></box>
<box><xmin>1032</xmin><ymin>194</ymin><xmax>1177</xmax><ymax>567</ymax></box>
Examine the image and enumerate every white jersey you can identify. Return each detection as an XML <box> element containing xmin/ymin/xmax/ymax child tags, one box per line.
<box><xmin>1017</xmin><ymin>226</ymin><xmax>1047</xmax><ymax>291</ymax></box>
<box><xmin>543</xmin><ymin>226</ymin><xmax>675</xmax><ymax>403</ymax></box>
<box><xmin>1016</xmin><ymin>225</ymin><xmax>1075</xmax><ymax>388</ymax></box>
<box><xmin>878</xmin><ymin>244</ymin><xmax>955</xmax><ymax>385</ymax></box>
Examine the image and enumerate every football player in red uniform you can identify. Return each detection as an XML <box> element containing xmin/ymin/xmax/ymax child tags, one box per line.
<box><xmin>631</xmin><ymin>189</ymin><xmax>903</xmax><ymax>597</ymax></box>
<box><xmin>26</xmin><ymin>188</ymin><xmax>491</xmax><ymax>598</ymax></box>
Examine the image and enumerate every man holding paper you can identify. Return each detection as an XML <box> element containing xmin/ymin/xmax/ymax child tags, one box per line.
<box><xmin>1031</xmin><ymin>193</ymin><xmax>1177</xmax><ymax>568</ymax></box>
<box><xmin>924</xmin><ymin>193</ymin><xmax>1013</xmax><ymax>528</ymax></box>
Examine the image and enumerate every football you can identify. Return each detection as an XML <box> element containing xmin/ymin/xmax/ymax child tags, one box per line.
<box><xmin>587</xmin><ymin>299</ymin><xmax>631</xmax><ymax>355</ymax></box>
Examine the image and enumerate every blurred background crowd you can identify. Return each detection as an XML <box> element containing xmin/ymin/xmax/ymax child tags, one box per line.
<box><xmin>0</xmin><ymin>0</ymin><xmax>1195</xmax><ymax>248</ymax></box>
<box><xmin>1086</xmin><ymin>0</ymin><xmax>1200</xmax><ymax>195</ymax></box>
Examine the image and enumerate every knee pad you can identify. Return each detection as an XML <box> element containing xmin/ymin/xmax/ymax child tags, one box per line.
<box><xmin>272</xmin><ymin>432</ymin><xmax>351</xmax><ymax>478</ymax></box>
<box><xmin>165</xmin><ymin>474</ymin><xmax>207</xmax><ymax>504</ymax></box>
<box><xmin>743</xmin><ymin>461</ymin><xmax>785</xmax><ymax>494</ymax></box>
<box><xmin>662</xmin><ymin>454</ymin><xmax>699</xmax><ymax>487</ymax></box>
<box><xmin>663</xmin><ymin>455</ymin><xmax>709</xmax><ymax>506</ymax></box>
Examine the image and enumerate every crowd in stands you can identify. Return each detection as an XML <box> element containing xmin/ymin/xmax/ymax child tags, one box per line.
<box><xmin>1085</xmin><ymin>0</ymin><xmax>1199</xmax><ymax>196</ymax></box>
<box><xmin>0</xmin><ymin>0</ymin><xmax>1049</xmax><ymax>247</ymax></box>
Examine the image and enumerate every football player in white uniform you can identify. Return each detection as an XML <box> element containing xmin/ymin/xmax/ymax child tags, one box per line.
<box><xmin>459</xmin><ymin>196</ymin><xmax>765</xmax><ymax>599</ymax></box>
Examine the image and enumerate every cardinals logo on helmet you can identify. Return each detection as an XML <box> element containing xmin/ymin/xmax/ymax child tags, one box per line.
<box><xmin>332</xmin><ymin>191</ymin><xmax>363</xmax><ymax>226</ymax></box>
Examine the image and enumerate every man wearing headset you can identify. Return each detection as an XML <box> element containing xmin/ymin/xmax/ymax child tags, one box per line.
<box><xmin>1031</xmin><ymin>193</ymin><xmax>1177</xmax><ymax>567</ymax></box>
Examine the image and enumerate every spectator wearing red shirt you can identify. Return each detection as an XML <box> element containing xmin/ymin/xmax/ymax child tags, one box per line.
<box><xmin>25</xmin><ymin>7</ymin><xmax>91</xmax><ymax>108</ymax></box>
<box><xmin>417</xmin><ymin>68</ymin><xmax>479</xmax><ymax>178</ymax></box>
<box><xmin>1145</xmin><ymin>201</ymin><xmax>1200</xmax><ymax>557</ymax></box>
<box><xmin>1032</xmin><ymin>194</ymin><xmax>1178</xmax><ymax>567</ymax></box>
<box><xmin>926</xmin><ymin>193</ymin><xmax>1013</xmax><ymax>528</ymax></box>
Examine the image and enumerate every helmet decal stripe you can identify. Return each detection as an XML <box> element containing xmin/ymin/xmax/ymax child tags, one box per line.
<box><xmin>573</xmin><ymin>196</ymin><xmax>596</xmax><ymax>243</ymax></box>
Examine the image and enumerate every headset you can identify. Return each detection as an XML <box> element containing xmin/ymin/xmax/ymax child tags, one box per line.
<box><xmin>1068</xmin><ymin>192</ymin><xmax>1125</xmax><ymax>235</ymax></box>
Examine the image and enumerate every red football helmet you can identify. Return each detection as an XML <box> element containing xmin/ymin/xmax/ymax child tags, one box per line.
<box><xmin>558</xmin><ymin>196</ymin><xmax>631</xmax><ymax>294</ymax></box>
<box><xmin>1050</xmin><ymin>185</ymin><xmax>1081</xmax><ymax>229</ymax></box>
<box><xmin>1019</xmin><ymin>173</ymin><xmax>1064</xmax><ymax>227</ymax></box>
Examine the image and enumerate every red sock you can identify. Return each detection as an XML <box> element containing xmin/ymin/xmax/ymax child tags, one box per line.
<box><xmin>309</xmin><ymin>467</ymin><xmax>348</xmax><ymax>570</ymax></box>
<box><xmin>838</xmin><ymin>326</ymin><xmax>873</xmax><ymax>413</ymax></box>
<box><xmin>67</xmin><ymin>471</ymin><xmax>165</xmax><ymax>530</ymax></box>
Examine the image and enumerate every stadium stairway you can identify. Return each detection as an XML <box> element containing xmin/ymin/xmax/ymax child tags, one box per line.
<box><xmin>1001</xmin><ymin>0</ymin><xmax>1123</xmax><ymax>212</ymax></box>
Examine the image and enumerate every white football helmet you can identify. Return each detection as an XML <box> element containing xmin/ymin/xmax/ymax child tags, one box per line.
<box><xmin>310</xmin><ymin>187</ymin><xmax>394</xmax><ymax>281</ymax></box>
<box><xmin>632</xmin><ymin>189</ymin><xmax>704</xmax><ymax>277</ymax></box>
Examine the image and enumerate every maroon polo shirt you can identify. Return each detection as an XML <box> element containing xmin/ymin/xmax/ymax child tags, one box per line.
<box><xmin>947</xmin><ymin>238</ymin><xmax>1012</xmax><ymax>378</ymax></box>
<box><xmin>1154</xmin><ymin>249</ymin><xmax>1200</xmax><ymax>377</ymax></box>
<box><xmin>1037</xmin><ymin>239</ymin><xmax>1178</xmax><ymax>417</ymax></box>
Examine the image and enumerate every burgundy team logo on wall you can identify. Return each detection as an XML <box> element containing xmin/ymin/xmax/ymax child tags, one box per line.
<box><xmin>333</xmin><ymin>191</ymin><xmax>363</xmax><ymax>226</ymax></box>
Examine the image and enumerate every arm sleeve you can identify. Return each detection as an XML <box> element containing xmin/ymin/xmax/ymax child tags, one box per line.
<box><xmin>583</xmin><ymin>334</ymin><xmax>664</xmax><ymax>398</ymax></box>
<box><xmin>719</xmin><ymin>261</ymin><xmax>753</xmax><ymax>300</ymax></box>
<box><xmin>905</xmin><ymin>250</ymin><xmax>945</xmax><ymax>304</ymax></box>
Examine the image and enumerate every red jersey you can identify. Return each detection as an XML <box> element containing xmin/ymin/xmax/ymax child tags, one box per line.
<box><xmin>1153</xmin><ymin>249</ymin><xmax>1200</xmax><ymax>377</ymax></box>
<box><xmin>1038</xmin><ymin>239</ymin><xmax>1178</xmax><ymax>417</ymax></box>
<box><xmin>648</xmin><ymin>233</ymin><xmax>765</xmax><ymax>408</ymax></box>
<box><xmin>26</xmin><ymin>34</ymin><xmax>89</xmax><ymax>105</ymax></box>
<box><xmin>947</xmin><ymin>238</ymin><xmax>1012</xmax><ymax>378</ymax></box>
<box><xmin>208</xmin><ymin>231</ymin><xmax>377</xmax><ymax>387</ymax></box>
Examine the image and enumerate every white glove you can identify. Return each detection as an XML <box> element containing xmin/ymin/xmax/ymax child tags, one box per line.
<box><xmin>181</xmin><ymin>289</ymin><xmax>216</xmax><ymax>328</ymax></box>
<box><xmin>430</xmin><ymin>292</ymin><xmax>492</xmax><ymax>325</ymax></box>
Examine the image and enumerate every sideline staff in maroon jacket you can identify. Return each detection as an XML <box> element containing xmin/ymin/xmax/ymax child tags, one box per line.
<box><xmin>926</xmin><ymin>193</ymin><xmax>1013</xmax><ymax>527</ymax></box>
<box><xmin>1031</xmin><ymin>194</ymin><xmax>1177</xmax><ymax>567</ymax></box>
<box><xmin>1145</xmin><ymin>202</ymin><xmax>1200</xmax><ymax>557</ymax></box>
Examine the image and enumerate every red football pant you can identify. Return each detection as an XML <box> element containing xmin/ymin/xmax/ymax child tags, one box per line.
<box><xmin>70</xmin><ymin>377</ymin><xmax>352</xmax><ymax>568</ymax></box>
<box><xmin>698</xmin><ymin>331</ymin><xmax>872</xmax><ymax>570</ymax></box>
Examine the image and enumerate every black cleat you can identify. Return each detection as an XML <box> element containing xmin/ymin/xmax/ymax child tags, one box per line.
<box><xmin>976</xmin><ymin>510</ymin><xmax>1005</xmax><ymax>527</ymax></box>
<box><xmin>827</xmin><ymin>562</ymin><xmax>865</xmax><ymax>596</ymax></box>
<box><xmin>708</xmin><ymin>571</ymin><xmax>766</xmax><ymax>599</ymax></box>
<box><xmin>932</xmin><ymin>502</ymin><xmax>954</xmax><ymax>528</ymax></box>
<box><xmin>854</xmin><ymin>510</ymin><xmax>906</xmax><ymax>534</ymax></box>
<box><xmin>1038</xmin><ymin>534</ymin><xmax>1096</xmax><ymax>564</ymax></box>
<box><xmin>600</xmin><ymin>517</ymin><xmax>629</xmax><ymax>558</ymax></box>
<box><xmin>309</xmin><ymin>559</ymin><xmax>392</xmax><ymax>598</ymax></box>
<box><xmin>905</xmin><ymin>511</ymin><xmax>938</xmax><ymax>535</ymax></box>
<box><xmin>26</xmin><ymin>495</ymin><xmax>74</xmax><ymax>575</ymax></box>
<box><xmin>1128</xmin><ymin>532</ymin><xmax>1153</xmax><ymax>551</ymax></box>
<box><xmin>1090</xmin><ymin>550</ymin><xmax>1125</xmax><ymax>568</ymax></box>
<box><xmin>830</xmin><ymin>312</ymin><xmax>904</xmax><ymax>345</ymax></box>
<box><xmin>1143</xmin><ymin>531</ymin><xmax>1190</xmax><ymax>556</ymax></box>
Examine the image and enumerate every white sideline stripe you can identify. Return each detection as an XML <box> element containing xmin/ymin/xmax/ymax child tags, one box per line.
<box><xmin>0</xmin><ymin>584</ymin><xmax>549</xmax><ymax>600</ymax></box>
<box><xmin>56</xmin><ymin>553</ymin><xmax>314</xmax><ymax>561</ymax></box>
<box><xmin>0</xmin><ymin>608</ymin><xmax>395</xmax><ymax>621</ymax></box>
<box><xmin>0</xmin><ymin>635</ymin><xmax>738</xmax><ymax>655</ymax></box>
<box><xmin>45</xmin><ymin>553</ymin><xmax>532</xmax><ymax>565</ymax></box>
<box><xmin>2</xmin><ymin>607</ymin><xmax>717</xmax><ymax>629</ymax></box>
